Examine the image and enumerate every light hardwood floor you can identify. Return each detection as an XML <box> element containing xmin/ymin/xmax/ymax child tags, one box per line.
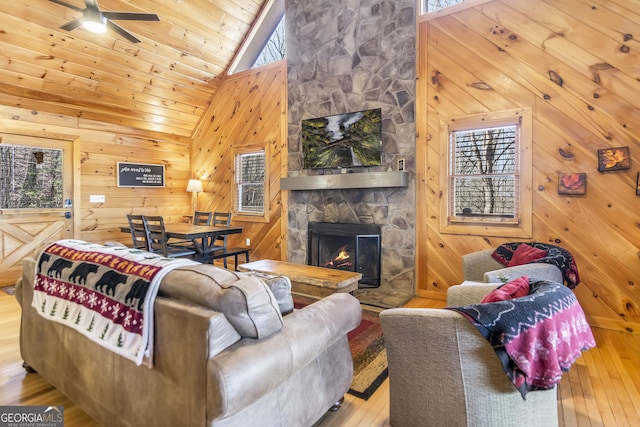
<box><xmin>1</xmin><ymin>290</ymin><xmax>639</xmax><ymax>426</ymax></box>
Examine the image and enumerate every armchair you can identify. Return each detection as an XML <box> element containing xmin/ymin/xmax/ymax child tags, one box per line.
<box><xmin>462</xmin><ymin>248</ymin><xmax>563</xmax><ymax>284</ymax></box>
<box><xmin>380</xmin><ymin>283</ymin><xmax>558</xmax><ymax>427</ymax></box>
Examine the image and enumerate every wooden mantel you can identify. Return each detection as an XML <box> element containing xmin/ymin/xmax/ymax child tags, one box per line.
<box><xmin>280</xmin><ymin>171</ymin><xmax>409</xmax><ymax>190</ymax></box>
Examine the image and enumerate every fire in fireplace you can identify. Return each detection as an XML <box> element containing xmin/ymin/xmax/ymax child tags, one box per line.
<box><xmin>307</xmin><ymin>222</ymin><xmax>381</xmax><ymax>288</ymax></box>
<box><xmin>323</xmin><ymin>246</ymin><xmax>352</xmax><ymax>269</ymax></box>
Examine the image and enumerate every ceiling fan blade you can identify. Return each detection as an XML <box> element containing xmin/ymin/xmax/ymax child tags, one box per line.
<box><xmin>102</xmin><ymin>12</ymin><xmax>160</xmax><ymax>22</ymax></box>
<box><xmin>84</xmin><ymin>0</ymin><xmax>100</xmax><ymax>10</ymax></box>
<box><xmin>48</xmin><ymin>0</ymin><xmax>83</xmax><ymax>12</ymax></box>
<box><xmin>107</xmin><ymin>20</ymin><xmax>141</xmax><ymax>43</ymax></box>
<box><xmin>60</xmin><ymin>18</ymin><xmax>83</xmax><ymax>31</ymax></box>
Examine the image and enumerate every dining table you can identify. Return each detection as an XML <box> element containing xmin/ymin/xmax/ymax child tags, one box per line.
<box><xmin>121</xmin><ymin>223</ymin><xmax>243</xmax><ymax>262</ymax></box>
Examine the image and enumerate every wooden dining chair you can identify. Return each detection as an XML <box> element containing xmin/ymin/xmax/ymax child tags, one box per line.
<box><xmin>127</xmin><ymin>214</ymin><xmax>148</xmax><ymax>250</ymax></box>
<box><xmin>211</xmin><ymin>212</ymin><xmax>233</xmax><ymax>267</ymax></box>
<box><xmin>193</xmin><ymin>211</ymin><xmax>213</xmax><ymax>225</ymax></box>
<box><xmin>171</xmin><ymin>211</ymin><xmax>214</xmax><ymax>248</ymax></box>
<box><xmin>142</xmin><ymin>215</ymin><xmax>196</xmax><ymax>259</ymax></box>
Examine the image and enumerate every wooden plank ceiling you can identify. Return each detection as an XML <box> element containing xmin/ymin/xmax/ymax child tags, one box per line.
<box><xmin>0</xmin><ymin>0</ymin><xmax>265</xmax><ymax>137</ymax></box>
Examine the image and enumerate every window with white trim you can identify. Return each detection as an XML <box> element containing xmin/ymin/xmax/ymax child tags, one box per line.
<box><xmin>233</xmin><ymin>146</ymin><xmax>269</xmax><ymax>221</ymax></box>
<box><xmin>439</xmin><ymin>109</ymin><xmax>532</xmax><ymax>238</ymax></box>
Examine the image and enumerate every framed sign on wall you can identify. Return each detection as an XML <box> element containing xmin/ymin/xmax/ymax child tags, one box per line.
<box><xmin>117</xmin><ymin>162</ymin><xmax>165</xmax><ymax>187</ymax></box>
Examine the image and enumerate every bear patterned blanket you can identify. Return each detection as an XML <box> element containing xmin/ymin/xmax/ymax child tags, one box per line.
<box><xmin>447</xmin><ymin>280</ymin><xmax>596</xmax><ymax>398</ymax></box>
<box><xmin>32</xmin><ymin>240</ymin><xmax>197</xmax><ymax>367</ymax></box>
<box><xmin>491</xmin><ymin>242</ymin><xmax>580</xmax><ymax>289</ymax></box>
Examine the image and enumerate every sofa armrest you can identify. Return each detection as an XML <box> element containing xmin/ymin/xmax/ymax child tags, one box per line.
<box><xmin>484</xmin><ymin>263</ymin><xmax>563</xmax><ymax>284</ymax></box>
<box><xmin>16</xmin><ymin>257</ymin><xmax>37</xmax><ymax>308</ymax></box>
<box><xmin>461</xmin><ymin>249</ymin><xmax>504</xmax><ymax>281</ymax></box>
<box><xmin>447</xmin><ymin>282</ymin><xmax>499</xmax><ymax>306</ymax></box>
<box><xmin>206</xmin><ymin>293</ymin><xmax>362</xmax><ymax>419</ymax></box>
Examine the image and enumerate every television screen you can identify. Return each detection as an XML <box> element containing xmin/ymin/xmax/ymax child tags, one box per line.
<box><xmin>302</xmin><ymin>108</ymin><xmax>382</xmax><ymax>169</ymax></box>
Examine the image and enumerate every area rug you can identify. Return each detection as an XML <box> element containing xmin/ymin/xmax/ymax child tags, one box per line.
<box><xmin>293</xmin><ymin>296</ymin><xmax>387</xmax><ymax>400</ymax></box>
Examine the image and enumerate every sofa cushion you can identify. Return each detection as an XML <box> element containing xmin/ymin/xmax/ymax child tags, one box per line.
<box><xmin>481</xmin><ymin>276</ymin><xmax>530</xmax><ymax>303</ymax></box>
<box><xmin>242</xmin><ymin>271</ymin><xmax>294</xmax><ymax>315</ymax></box>
<box><xmin>159</xmin><ymin>264</ymin><xmax>283</xmax><ymax>339</ymax></box>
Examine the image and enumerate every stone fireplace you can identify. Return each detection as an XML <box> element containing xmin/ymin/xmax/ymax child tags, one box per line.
<box><xmin>308</xmin><ymin>222</ymin><xmax>381</xmax><ymax>288</ymax></box>
<box><xmin>285</xmin><ymin>0</ymin><xmax>416</xmax><ymax>308</ymax></box>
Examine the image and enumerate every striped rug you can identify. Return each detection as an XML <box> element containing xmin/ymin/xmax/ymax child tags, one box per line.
<box><xmin>294</xmin><ymin>296</ymin><xmax>387</xmax><ymax>400</ymax></box>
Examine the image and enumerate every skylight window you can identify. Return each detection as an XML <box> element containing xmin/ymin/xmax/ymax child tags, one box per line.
<box><xmin>229</xmin><ymin>0</ymin><xmax>285</xmax><ymax>74</ymax></box>
<box><xmin>422</xmin><ymin>0</ymin><xmax>466</xmax><ymax>14</ymax></box>
<box><xmin>252</xmin><ymin>16</ymin><xmax>285</xmax><ymax>69</ymax></box>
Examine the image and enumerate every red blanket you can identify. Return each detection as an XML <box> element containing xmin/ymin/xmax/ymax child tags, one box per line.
<box><xmin>492</xmin><ymin>242</ymin><xmax>580</xmax><ymax>289</ymax></box>
<box><xmin>32</xmin><ymin>240</ymin><xmax>196</xmax><ymax>366</ymax></box>
<box><xmin>447</xmin><ymin>280</ymin><xmax>595</xmax><ymax>398</ymax></box>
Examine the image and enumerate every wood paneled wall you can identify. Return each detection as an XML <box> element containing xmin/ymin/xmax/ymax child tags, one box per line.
<box><xmin>416</xmin><ymin>0</ymin><xmax>640</xmax><ymax>333</ymax></box>
<box><xmin>0</xmin><ymin>104</ymin><xmax>192</xmax><ymax>246</ymax></box>
<box><xmin>190</xmin><ymin>62</ymin><xmax>287</xmax><ymax>261</ymax></box>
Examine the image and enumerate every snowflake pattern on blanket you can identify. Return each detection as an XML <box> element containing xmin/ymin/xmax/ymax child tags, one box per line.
<box><xmin>447</xmin><ymin>280</ymin><xmax>596</xmax><ymax>399</ymax></box>
<box><xmin>32</xmin><ymin>240</ymin><xmax>197</xmax><ymax>366</ymax></box>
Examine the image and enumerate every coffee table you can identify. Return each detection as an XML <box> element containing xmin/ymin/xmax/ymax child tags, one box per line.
<box><xmin>238</xmin><ymin>259</ymin><xmax>362</xmax><ymax>299</ymax></box>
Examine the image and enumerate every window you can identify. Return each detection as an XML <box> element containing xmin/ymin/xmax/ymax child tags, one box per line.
<box><xmin>439</xmin><ymin>109</ymin><xmax>532</xmax><ymax>238</ymax></box>
<box><xmin>0</xmin><ymin>144</ymin><xmax>63</xmax><ymax>209</ymax></box>
<box><xmin>233</xmin><ymin>145</ymin><xmax>269</xmax><ymax>221</ymax></box>
<box><xmin>252</xmin><ymin>16</ymin><xmax>285</xmax><ymax>69</ymax></box>
<box><xmin>228</xmin><ymin>0</ymin><xmax>285</xmax><ymax>74</ymax></box>
<box><xmin>422</xmin><ymin>0</ymin><xmax>465</xmax><ymax>14</ymax></box>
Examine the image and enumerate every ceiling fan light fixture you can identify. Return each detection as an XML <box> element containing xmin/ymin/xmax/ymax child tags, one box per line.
<box><xmin>82</xmin><ymin>16</ymin><xmax>107</xmax><ymax>34</ymax></box>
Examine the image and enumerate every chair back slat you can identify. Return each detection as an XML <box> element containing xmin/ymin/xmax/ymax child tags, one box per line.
<box><xmin>193</xmin><ymin>211</ymin><xmax>212</xmax><ymax>225</ymax></box>
<box><xmin>212</xmin><ymin>212</ymin><xmax>232</xmax><ymax>248</ymax></box>
<box><xmin>127</xmin><ymin>214</ymin><xmax>148</xmax><ymax>250</ymax></box>
<box><xmin>142</xmin><ymin>215</ymin><xmax>195</xmax><ymax>258</ymax></box>
<box><xmin>142</xmin><ymin>215</ymin><xmax>167</xmax><ymax>254</ymax></box>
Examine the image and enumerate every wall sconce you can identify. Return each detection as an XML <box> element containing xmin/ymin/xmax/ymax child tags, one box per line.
<box><xmin>186</xmin><ymin>179</ymin><xmax>203</xmax><ymax>215</ymax></box>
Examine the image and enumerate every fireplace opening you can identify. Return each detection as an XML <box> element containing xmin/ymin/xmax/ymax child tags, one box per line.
<box><xmin>307</xmin><ymin>222</ymin><xmax>381</xmax><ymax>288</ymax></box>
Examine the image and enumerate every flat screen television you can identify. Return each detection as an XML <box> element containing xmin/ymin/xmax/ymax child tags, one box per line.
<box><xmin>301</xmin><ymin>108</ymin><xmax>382</xmax><ymax>169</ymax></box>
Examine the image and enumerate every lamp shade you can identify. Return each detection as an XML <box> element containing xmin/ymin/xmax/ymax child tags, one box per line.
<box><xmin>186</xmin><ymin>179</ymin><xmax>203</xmax><ymax>193</ymax></box>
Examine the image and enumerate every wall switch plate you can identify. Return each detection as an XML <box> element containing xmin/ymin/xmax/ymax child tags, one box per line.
<box><xmin>246</xmin><ymin>238</ymin><xmax>251</xmax><ymax>246</ymax></box>
<box><xmin>90</xmin><ymin>195</ymin><xmax>105</xmax><ymax>203</ymax></box>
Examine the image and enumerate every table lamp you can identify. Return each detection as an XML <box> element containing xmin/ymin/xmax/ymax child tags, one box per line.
<box><xmin>186</xmin><ymin>179</ymin><xmax>203</xmax><ymax>216</ymax></box>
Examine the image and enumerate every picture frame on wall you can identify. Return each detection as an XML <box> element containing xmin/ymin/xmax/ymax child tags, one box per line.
<box><xmin>558</xmin><ymin>173</ymin><xmax>587</xmax><ymax>195</ymax></box>
<box><xmin>597</xmin><ymin>146</ymin><xmax>630</xmax><ymax>172</ymax></box>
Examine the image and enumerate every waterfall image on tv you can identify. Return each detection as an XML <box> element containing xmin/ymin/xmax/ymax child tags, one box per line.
<box><xmin>302</xmin><ymin>108</ymin><xmax>382</xmax><ymax>169</ymax></box>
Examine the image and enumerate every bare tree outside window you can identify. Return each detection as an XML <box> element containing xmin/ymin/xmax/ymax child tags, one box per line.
<box><xmin>235</xmin><ymin>151</ymin><xmax>265</xmax><ymax>214</ymax></box>
<box><xmin>0</xmin><ymin>145</ymin><xmax>63</xmax><ymax>209</ymax></box>
<box><xmin>424</xmin><ymin>0</ymin><xmax>465</xmax><ymax>13</ymax></box>
<box><xmin>451</xmin><ymin>126</ymin><xmax>517</xmax><ymax>218</ymax></box>
<box><xmin>252</xmin><ymin>16</ymin><xmax>285</xmax><ymax>69</ymax></box>
<box><xmin>439</xmin><ymin>108</ymin><xmax>531</xmax><ymax>238</ymax></box>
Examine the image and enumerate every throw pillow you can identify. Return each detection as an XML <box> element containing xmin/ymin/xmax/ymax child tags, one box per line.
<box><xmin>481</xmin><ymin>276</ymin><xmax>530</xmax><ymax>303</ymax></box>
<box><xmin>243</xmin><ymin>271</ymin><xmax>294</xmax><ymax>315</ymax></box>
<box><xmin>508</xmin><ymin>243</ymin><xmax>547</xmax><ymax>267</ymax></box>
<box><xmin>159</xmin><ymin>264</ymin><xmax>283</xmax><ymax>339</ymax></box>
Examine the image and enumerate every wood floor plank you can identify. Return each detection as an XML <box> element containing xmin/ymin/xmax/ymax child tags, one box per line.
<box><xmin>581</xmin><ymin>348</ymin><xmax>619</xmax><ymax>426</ymax></box>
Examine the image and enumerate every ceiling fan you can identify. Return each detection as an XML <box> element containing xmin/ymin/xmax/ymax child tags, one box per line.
<box><xmin>49</xmin><ymin>0</ymin><xmax>159</xmax><ymax>43</ymax></box>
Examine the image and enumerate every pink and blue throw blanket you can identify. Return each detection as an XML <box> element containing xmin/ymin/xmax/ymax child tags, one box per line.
<box><xmin>447</xmin><ymin>280</ymin><xmax>596</xmax><ymax>398</ymax></box>
<box><xmin>492</xmin><ymin>242</ymin><xmax>580</xmax><ymax>289</ymax></box>
<box><xmin>32</xmin><ymin>240</ymin><xmax>197</xmax><ymax>367</ymax></box>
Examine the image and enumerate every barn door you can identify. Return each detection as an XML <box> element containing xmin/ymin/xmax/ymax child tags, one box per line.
<box><xmin>0</xmin><ymin>134</ymin><xmax>76</xmax><ymax>286</ymax></box>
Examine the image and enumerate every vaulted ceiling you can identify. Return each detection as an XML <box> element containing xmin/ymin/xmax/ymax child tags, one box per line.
<box><xmin>0</xmin><ymin>0</ymin><xmax>266</xmax><ymax>137</ymax></box>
